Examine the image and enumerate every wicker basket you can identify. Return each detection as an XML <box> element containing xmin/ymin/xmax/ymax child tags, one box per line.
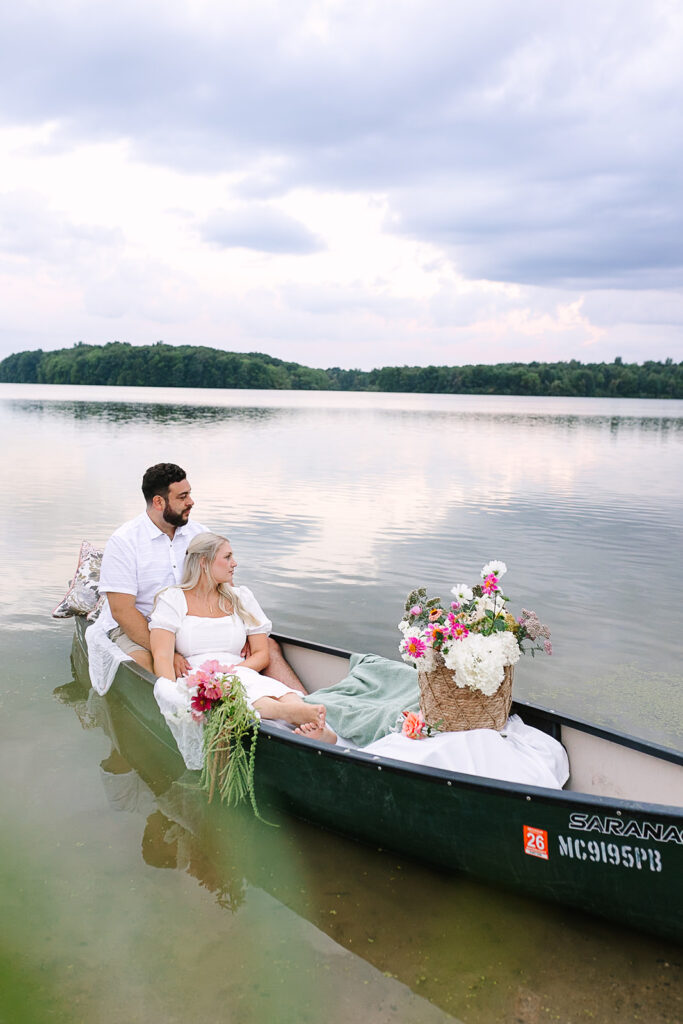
<box><xmin>418</xmin><ymin>654</ymin><xmax>514</xmax><ymax>731</ymax></box>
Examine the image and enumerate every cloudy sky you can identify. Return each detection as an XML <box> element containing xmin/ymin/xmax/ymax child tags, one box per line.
<box><xmin>1</xmin><ymin>0</ymin><xmax>682</xmax><ymax>370</ymax></box>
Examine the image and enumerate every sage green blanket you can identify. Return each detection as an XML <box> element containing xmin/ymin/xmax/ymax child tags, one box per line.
<box><xmin>302</xmin><ymin>652</ymin><xmax>420</xmax><ymax>746</ymax></box>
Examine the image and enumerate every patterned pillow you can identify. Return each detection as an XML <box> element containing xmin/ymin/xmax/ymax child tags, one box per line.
<box><xmin>52</xmin><ymin>540</ymin><xmax>105</xmax><ymax>619</ymax></box>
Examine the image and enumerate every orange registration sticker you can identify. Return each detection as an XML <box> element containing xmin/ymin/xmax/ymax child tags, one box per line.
<box><xmin>523</xmin><ymin>825</ymin><xmax>549</xmax><ymax>860</ymax></box>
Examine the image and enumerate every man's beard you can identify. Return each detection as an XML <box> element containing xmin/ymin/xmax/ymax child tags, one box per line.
<box><xmin>162</xmin><ymin>502</ymin><xmax>190</xmax><ymax>527</ymax></box>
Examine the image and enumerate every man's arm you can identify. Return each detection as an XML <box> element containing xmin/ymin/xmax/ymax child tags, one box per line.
<box><xmin>108</xmin><ymin>593</ymin><xmax>191</xmax><ymax>677</ymax></box>
<box><xmin>107</xmin><ymin>593</ymin><xmax>152</xmax><ymax>648</ymax></box>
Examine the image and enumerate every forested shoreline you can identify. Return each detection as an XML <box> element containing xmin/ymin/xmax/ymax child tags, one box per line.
<box><xmin>0</xmin><ymin>341</ymin><xmax>680</xmax><ymax>398</ymax></box>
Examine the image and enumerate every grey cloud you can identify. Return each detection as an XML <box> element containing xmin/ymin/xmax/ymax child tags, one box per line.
<box><xmin>200</xmin><ymin>206</ymin><xmax>324</xmax><ymax>254</ymax></box>
<box><xmin>392</xmin><ymin>171</ymin><xmax>683</xmax><ymax>288</ymax></box>
<box><xmin>0</xmin><ymin>2</ymin><xmax>594</xmax><ymax>172</ymax></box>
<box><xmin>1</xmin><ymin>2</ymin><xmax>683</xmax><ymax>290</ymax></box>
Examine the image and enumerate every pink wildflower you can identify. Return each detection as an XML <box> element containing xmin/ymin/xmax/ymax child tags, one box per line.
<box><xmin>451</xmin><ymin>601</ymin><xmax>460</xmax><ymax>611</ymax></box>
<box><xmin>425</xmin><ymin>624</ymin><xmax>448</xmax><ymax>647</ymax></box>
<box><xmin>409</xmin><ymin>605</ymin><xmax>422</xmax><ymax>616</ymax></box>
<box><xmin>401</xmin><ymin>636</ymin><xmax>427</xmax><ymax>659</ymax></box>
<box><xmin>544</xmin><ymin>640</ymin><xmax>553</xmax><ymax>655</ymax></box>
<box><xmin>451</xmin><ymin>622</ymin><xmax>470</xmax><ymax>640</ymax></box>
<box><xmin>200</xmin><ymin>659</ymin><xmax>223</xmax><ymax>674</ymax></box>
<box><xmin>482</xmin><ymin>574</ymin><xmax>499</xmax><ymax>595</ymax></box>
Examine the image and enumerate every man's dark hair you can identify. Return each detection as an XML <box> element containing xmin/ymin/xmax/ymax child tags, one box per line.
<box><xmin>142</xmin><ymin>463</ymin><xmax>187</xmax><ymax>504</ymax></box>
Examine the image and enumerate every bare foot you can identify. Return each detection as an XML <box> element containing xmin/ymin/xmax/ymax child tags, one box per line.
<box><xmin>274</xmin><ymin>696</ymin><xmax>327</xmax><ymax>728</ymax></box>
<box><xmin>294</xmin><ymin>710</ymin><xmax>337</xmax><ymax>745</ymax></box>
<box><xmin>253</xmin><ymin>695</ymin><xmax>328</xmax><ymax>729</ymax></box>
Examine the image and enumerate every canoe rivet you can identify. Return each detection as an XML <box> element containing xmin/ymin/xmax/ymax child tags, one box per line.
<box><xmin>526</xmin><ymin>795</ymin><xmax>531</xmax><ymax>801</ymax></box>
<box><xmin>447</xmin><ymin>781</ymin><xmax>452</xmax><ymax>786</ymax></box>
<box><xmin>377</xmin><ymin>766</ymin><xmax>382</xmax><ymax>771</ymax></box>
<box><xmin>317</xmin><ymin>750</ymin><xmax>322</xmax><ymax>756</ymax></box>
<box><xmin>616</xmin><ymin>809</ymin><xmax>622</xmax><ymax>816</ymax></box>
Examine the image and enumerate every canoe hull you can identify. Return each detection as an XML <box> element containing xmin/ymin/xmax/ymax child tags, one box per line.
<box><xmin>71</xmin><ymin>619</ymin><xmax>683</xmax><ymax>941</ymax></box>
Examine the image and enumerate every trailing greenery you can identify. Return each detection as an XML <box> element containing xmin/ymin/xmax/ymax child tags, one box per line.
<box><xmin>0</xmin><ymin>341</ymin><xmax>680</xmax><ymax>398</ymax></box>
<box><xmin>199</xmin><ymin>674</ymin><xmax>266</xmax><ymax>819</ymax></box>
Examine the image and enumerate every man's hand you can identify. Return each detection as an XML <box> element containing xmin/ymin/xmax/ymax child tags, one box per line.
<box><xmin>173</xmin><ymin>652</ymin><xmax>192</xmax><ymax>679</ymax></box>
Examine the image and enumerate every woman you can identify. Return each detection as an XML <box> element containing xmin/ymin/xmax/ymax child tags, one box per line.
<box><xmin>149</xmin><ymin>533</ymin><xmax>327</xmax><ymax>731</ymax></box>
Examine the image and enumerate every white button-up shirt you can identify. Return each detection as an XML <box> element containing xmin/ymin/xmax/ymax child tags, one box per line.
<box><xmin>98</xmin><ymin>511</ymin><xmax>209</xmax><ymax>632</ymax></box>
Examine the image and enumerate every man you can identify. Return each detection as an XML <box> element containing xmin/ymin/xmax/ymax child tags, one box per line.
<box><xmin>99</xmin><ymin>462</ymin><xmax>305</xmax><ymax>692</ymax></box>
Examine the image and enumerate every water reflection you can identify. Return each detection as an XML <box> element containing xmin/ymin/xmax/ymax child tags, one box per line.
<box><xmin>53</xmin><ymin>672</ymin><xmax>683</xmax><ymax>1024</ymax></box>
<box><xmin>10</xmin><ymin>398</ymin><xmax>282</xmax><ymax>426</ymax></box>
<box><xmin>4</xmin><ymin>387</ymin><xmax>683</xmax><ymax>743</ymax></box>
<box><xmin>54</xmin><ymin>680</ymin><xmax>248</xmax><ymax>914</ymax></box>
<box><xmin>6</xmin><ymin>392</ymin><xmax>683</xmax><ymax>436</ymax></box>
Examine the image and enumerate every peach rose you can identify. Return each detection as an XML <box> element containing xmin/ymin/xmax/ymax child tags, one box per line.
<box><xmin>402</xmin><ymin>711</ymin><xmax>426</xmax><ymax>739</ymax></box>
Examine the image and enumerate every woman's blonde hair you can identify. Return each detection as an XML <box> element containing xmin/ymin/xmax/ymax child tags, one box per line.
<box><xmin>176</xmin><ymin>532</ymin><xmax>259</xmax><ymax>626</ymax></box>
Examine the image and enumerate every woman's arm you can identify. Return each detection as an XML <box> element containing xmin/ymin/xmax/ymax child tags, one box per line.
<box><xmin>238</xmin><ymin>631</ymin><xmax>270</xmax><ymax>673</ymax></box>
<box><xmin>150</xmin><ymin>628</ymin><xmax>178</xmax><ymax>681</ymax></box>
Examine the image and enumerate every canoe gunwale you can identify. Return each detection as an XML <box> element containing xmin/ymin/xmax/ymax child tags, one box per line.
<box><xmin>74</xmin><ymin>617</ymin><xmax>682</xmax><ymax>815</ymax></box>
<box><xmin>258</xmin><ymin>721</ymin><xmax>683</xmax><ymax>816</ymax></box>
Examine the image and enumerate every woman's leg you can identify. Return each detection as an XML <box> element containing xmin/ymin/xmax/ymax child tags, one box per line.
<box><xmin>252</xmin><ymin>694</ymin><xmax>326</xmax><ymax>728</ymax></box>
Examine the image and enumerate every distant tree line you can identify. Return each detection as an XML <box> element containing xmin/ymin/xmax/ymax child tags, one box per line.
<box><xmin>0</xmin><ymin>341</ymin><xmax>680</xmax><ymax>398</ymax></box>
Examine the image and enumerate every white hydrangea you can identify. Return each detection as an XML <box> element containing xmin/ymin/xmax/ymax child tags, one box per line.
<box><xmin>420</xmin><ymin>648</ymin><xmax>437</xmax><ymax>673</ymax></box>
<box><xmin>451</xmin><ymin>583</ymin><xmax>473</xmax><ymax>602</ymax></box>
<box><xmin>497</xmin><ymin>631</ymin><xmax>521</xmax><ymax>666</ymax></box>
<box><xmin>481</xmin><ymin>560</ymin><xmax>507</xmax><ymax>579</ymax></box>
<box><xmin>398</xmin><ymin>619</ymin><xmax>411</xmax><ymax>635</ymax></box>
<box><xmin>442</xmin><ymin>632</ymin><xmax>520</xmax><ymax>695</ymax></box>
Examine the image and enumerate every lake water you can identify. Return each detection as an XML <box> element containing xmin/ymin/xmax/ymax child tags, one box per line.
<box><xmin>1</xmin><ymin>383</ymin><xmax>681</xmax><ymax>1023</ymax></box>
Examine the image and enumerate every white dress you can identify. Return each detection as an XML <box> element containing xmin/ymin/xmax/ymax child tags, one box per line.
<box><xmin>149</xmin><ymin>586</ymin><xmax>300</xmax><ymax>706</ymax></box>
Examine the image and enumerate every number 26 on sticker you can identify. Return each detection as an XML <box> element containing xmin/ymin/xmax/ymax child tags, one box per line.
<box><xmin>524</xmin><ymin>825</ymin><xmax>549</xmax><ymax>860</ymax></box>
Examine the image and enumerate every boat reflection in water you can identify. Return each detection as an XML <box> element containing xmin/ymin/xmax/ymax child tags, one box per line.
<box><xmin>55</xmin><ymin>655</ymin><xmax>683</xmax><ymax>1024</ymax></box>
<box><xmin>55</xmin><ymin>677</ymin><xmax>463</xmax><ymax>1023</ymax></box>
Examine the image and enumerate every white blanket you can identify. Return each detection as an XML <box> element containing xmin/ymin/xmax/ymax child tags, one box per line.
<box><xmin>363</xmin><ymin>714</ymin><xmax>569</xmax><ymax>789</ymax></box>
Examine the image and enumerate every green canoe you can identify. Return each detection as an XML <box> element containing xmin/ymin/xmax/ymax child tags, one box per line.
<box><xmin>71</xmin><ymin>617</ymin><xmax>683</xmax><ymax>941</ymax></box>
